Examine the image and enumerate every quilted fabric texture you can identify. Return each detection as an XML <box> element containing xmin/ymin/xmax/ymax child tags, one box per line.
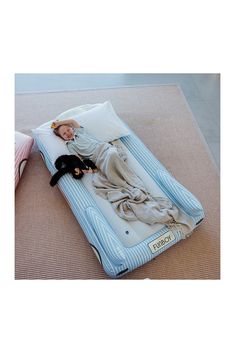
<box><xmin>15</xmin><ymin>131</ymin><xmax>34</xmax><ymax>188</ymax></box>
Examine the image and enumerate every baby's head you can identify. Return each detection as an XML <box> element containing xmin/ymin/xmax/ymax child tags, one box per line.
<box><xmin>53</xmin><ymin>124</ymin><xmax>75</xmax><ymax>141</ymax></box>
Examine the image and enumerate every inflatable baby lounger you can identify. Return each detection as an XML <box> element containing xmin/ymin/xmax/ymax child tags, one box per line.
<box><xmin>33</xmin><ymin>102</ymin><xmax>204</xmax><ymax>278</ymax></box>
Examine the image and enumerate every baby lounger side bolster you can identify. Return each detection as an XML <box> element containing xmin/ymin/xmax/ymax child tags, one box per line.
<box><xmin>85</xmin><ymin>207</ymin><xmax>126</xmax><ymax>266</ymax></box>
<box><xmin>154</xmin><ymin>169</ymin><xmax>204</xmax><ymax>217</ymax></box>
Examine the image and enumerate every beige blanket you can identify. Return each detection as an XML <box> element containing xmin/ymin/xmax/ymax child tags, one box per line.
<box><xmin>91</xmin><ymin>142</ymin><xmax>195</xmax><ymax>237</ymax></box>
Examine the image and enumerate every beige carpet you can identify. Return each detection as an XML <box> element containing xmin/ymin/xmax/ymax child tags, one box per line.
<box><xmin>15</xmin><ymin>85</ymin><xmax>220</xmax><ymax>279</ymax></box>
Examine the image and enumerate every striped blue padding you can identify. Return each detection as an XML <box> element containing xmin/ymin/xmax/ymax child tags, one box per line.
<box><xmin>85</xmin><ymin>206</ymin><xmax>126</xmax><ymax>265</ymax></box>
<box><xmin>120</xmin><ymin>133</ymin><xmax>205</xmax><ymax>223</ymax></box>
<box><xmin>33</xmin><ymin>118</ymin><xmax>204</xmax><ymax>278</ymax></box>
<box><xmin>155</xmin><ymin>169</ymin><xmax>203</xmax><ymax>216</ymax></box>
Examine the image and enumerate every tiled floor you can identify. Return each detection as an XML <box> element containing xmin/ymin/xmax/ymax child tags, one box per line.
<box><xmin>15</xmin><ymin>74</ymin><xmax>220</xmax><ymax>170</ymax></box>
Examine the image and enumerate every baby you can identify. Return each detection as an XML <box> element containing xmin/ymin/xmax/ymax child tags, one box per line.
<box><xmin>52</xmin><ymin>119</ymin><xmax>79</xmax><ymax>140</ymax></box>
<box><xmin>51</xmin><ymin>118</ymin><xmax>98</xmax><ymax>174</ymax></box>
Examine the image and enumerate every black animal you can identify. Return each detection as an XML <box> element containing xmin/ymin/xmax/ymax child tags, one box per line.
<box><xmin>50</xmin><ymin>154</ymin><xmax>97</xmax><ymax>186</ymax></box>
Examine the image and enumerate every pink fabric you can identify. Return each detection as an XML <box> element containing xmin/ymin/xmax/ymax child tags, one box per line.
<box><xmin>15</xmin><ymin>131</ymin><xmax>34</xmax><ymax>188</ymax></box>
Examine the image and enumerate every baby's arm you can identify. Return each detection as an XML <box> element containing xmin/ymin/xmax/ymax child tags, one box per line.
<box><xmin>52</xmin><ymin>119</ymin><xmax>80</xmax><ymax>129</ymax></box>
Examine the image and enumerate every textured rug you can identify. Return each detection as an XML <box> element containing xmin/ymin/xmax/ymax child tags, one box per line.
<box><xmin>15</xmin><ymin>85</ymin><xmax>220</xmax><ymax>279</ymax></box>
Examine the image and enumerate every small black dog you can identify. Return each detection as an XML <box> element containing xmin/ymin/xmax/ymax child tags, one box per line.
<box><xmin>50</xmin><ymin>154</ymin><xmax>97</xmax><ymax>186</ymax></box>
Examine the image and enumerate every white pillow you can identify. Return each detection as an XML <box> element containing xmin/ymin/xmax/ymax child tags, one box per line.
<box><xmin>76</xmin><ymin>102</ymin><xmax>130</xmax><ymax>142</ymax></box>
<box><xmin>33</xmin><ymin>101</ymin><xmax>130</xmax><ymax>142</ymax></box>
<box><xmin>32</xmin><ymin>101</ymin><xmax>131</xmax><ymax>163</ymax></box>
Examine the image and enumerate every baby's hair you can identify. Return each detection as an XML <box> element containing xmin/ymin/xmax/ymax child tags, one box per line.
<box><xmin>53</xmin><ymin>126</ymin><xmax>62</xmax><ymax>137</ymax></box>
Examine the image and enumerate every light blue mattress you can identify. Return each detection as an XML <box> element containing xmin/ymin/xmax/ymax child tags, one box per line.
<box><xmin>34</xmin><ymin>119</ymin><xmax>204</xmax><ymax>278</ymax></box>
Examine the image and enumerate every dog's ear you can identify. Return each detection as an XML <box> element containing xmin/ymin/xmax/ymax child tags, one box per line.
<box><xmin>73</xmin><ymin>156</ymin><xmax>88</xmax><ymax>170</ymax></box>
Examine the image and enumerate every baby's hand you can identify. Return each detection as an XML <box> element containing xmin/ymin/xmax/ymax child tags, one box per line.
<box><xmin>82</xmin><ymin>168</ymin><xmax>93</xmax><ymax>174</ymax></box>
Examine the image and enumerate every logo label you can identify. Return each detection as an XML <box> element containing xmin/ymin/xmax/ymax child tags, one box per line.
<box><xmin>148</xmin><ymin>231</ymin><xmax>175</xmax><ymax>254</ymax></box>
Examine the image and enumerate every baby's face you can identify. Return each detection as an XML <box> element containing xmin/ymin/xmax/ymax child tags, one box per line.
<box><xmin>58</xmin><ymin>125</ymin><xmax>74</xmax><ymax>140</ymax></box>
